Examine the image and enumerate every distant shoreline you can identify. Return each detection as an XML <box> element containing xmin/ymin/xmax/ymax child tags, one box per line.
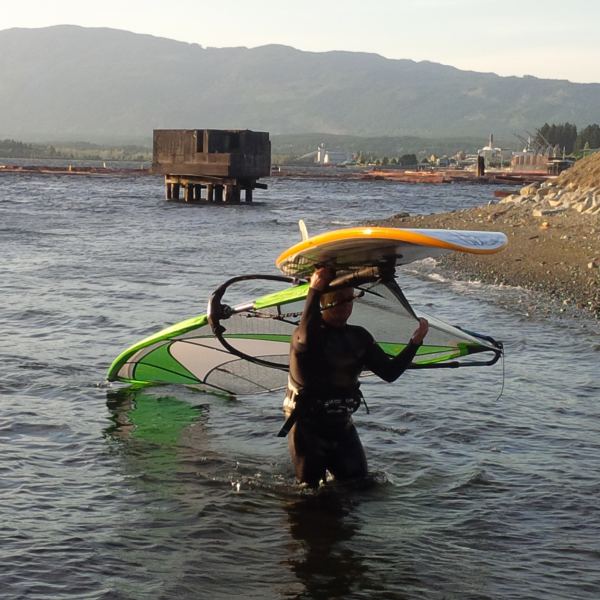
<box><xmin>0</xmin><ymin>161</ymin><xmax>553</xmax><ymax>186</ymax></box>
<box><xmin>272</xmin><ymin>165</ymin><xmax>553</xmax><ymax>186</ymax></box>
<box><xmin>0</xmin><ymin>164</ymin><xmax>150</xmax><ymax>177</ymax></box>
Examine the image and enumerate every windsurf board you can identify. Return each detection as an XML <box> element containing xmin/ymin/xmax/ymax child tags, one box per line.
<box><xmin>276</xmin><ymin>226</ymin><xmax>507</xmax><ymax>276</ymax></box>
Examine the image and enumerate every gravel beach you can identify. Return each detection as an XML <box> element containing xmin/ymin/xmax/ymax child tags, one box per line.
<box><xmin>378</xmin><ymin>203</ymin><xmax>600</xmax><ymax>319</ymax></box>
<box><xmin>378</xmin><ymin>153</ymin><xmax>600</xmax><ymax>320</ymax></box>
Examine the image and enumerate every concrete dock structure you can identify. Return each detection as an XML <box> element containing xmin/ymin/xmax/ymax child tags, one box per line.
<box><xmin>153</xmin><ymin>129</ymin><xmax>271</xmax><ymax>203</ymax></box>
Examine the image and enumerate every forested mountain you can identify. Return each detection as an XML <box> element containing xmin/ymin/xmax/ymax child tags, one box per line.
<box><xmin>1</xmin><ymin>25</ymin><xmax>599</xmax><ymax>144</ymax></box>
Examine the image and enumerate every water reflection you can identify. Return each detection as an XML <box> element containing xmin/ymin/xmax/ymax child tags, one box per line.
<box><xmin>284</xmin><ymin>490</ymin><xmax>364</xmax><ymax>599</ymax></box>
<box><xmin>282</xmin><ymin>477</ymin><xmax>419</xmax><ymax>600</ymax></box>
<box><xmin>105</xmin><ymin>387</ymin><xmax>207</xmax><ymax>446</ymax></box>
<box><xmin>104</xmin><ymin>387</ymin><xmax>215</xmax><ymax>496</ymax></box>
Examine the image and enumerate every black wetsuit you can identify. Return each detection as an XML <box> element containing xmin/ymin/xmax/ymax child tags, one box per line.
<box><xmin>284</xmin><ymin>286</ymin><xmax>422</xmax><ymax>486</ymax></box>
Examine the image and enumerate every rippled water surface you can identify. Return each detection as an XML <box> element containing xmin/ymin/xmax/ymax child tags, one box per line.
<box><xmin>1</xmin><ymin>171</ymin><xmax>599</xmax><ymax>599</ymax></box>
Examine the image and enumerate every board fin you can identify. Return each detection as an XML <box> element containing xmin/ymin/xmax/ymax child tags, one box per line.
<box><xmin>298</xmin><ymin>219</ymin><xmax>309</xmax><ymax>241</ymax></box>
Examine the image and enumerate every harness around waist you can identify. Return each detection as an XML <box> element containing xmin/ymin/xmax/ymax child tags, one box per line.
<box><xmin>278</xmin><ymin>388</ymin><xmax>367</xmax><ymax>437</ymax></box>
<box><xmin>284</xmin><ymin>391</ymin><xmax>362</xmax><ymax>416</ymax></box>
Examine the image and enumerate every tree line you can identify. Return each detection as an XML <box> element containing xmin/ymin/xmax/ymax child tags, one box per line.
<box><xmin>0</xmin><ymin>139</ymin><xmax>60</xmax><ymax>158</ymax></box>
<box><xmin>534</xmin><ymin>123</ymin><xmax>600</xmax><ymax>154</ymax></box>
<box><xmin>355</xmin><ymin>152</ymin><xmax>418</xmax><ymax>167</ymax></box>
<box><xmin>0</xmin><ymin>138</ymin><xmax>151</xmax><ymax>161</ymax></box>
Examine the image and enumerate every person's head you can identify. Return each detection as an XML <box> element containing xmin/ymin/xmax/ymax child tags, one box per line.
<box><xmin>320</xmin><ymin>287</ymin><xmax>355</xmax><ymax>327</ymax></box>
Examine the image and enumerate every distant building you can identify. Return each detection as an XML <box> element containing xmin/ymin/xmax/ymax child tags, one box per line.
<box><xmin>547</xmin><ymin>158</ymin><xmax>575</xmax><ymax>175</ymax></box>
<box><xmin>316</xmin><ymin>143</ymin><xmax>349</xmax><ymax>165</ymax></box>
<box><xmin>510</xmin><ymin>152</ymin><xmax>549</xmax><ymax>170</ymax></box>
<box><xmin>478</xmin><ymin>133</ymin><xmax>511</xmax><ymax>168</ymax></box>
<box><xmin>510</xmin><ymin>136</ymin><xmax>552</xmax><ymax>171</ymax></box>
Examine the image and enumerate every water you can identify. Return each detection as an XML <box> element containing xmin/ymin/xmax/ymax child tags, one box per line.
<box><xmin>1</xmin><ymin>172</ymin><xmax>599</xmax><ymax>599</ymax></box>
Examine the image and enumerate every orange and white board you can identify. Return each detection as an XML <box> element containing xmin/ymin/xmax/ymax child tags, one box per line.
<box><xmin>276</xmin><ymin>226</ymin><xmax>507</xmax><ymax>276</ymax></box>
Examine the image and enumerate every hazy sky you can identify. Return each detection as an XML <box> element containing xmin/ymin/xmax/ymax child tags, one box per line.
<box><xmin>3</xmin><ymin>0</ymin><xmax>599</xmax><ymax>83</ymax></box>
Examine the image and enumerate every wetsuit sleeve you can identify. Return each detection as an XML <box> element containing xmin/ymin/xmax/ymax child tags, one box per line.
<box><xmin>363</xmin><ymin>334</ymin><xmax>421</xmax><ymax>383</ymax></box>
<box><xmin>292</xmin><ymin>287</ymin><xmax>322</xmax><ymax>352</ymax></box>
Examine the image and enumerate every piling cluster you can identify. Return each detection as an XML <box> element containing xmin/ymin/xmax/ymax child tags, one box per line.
<box><xmin>165</xmin><ymin>176</ymin><xmax>259</xmax><ymax>203</ymax></box>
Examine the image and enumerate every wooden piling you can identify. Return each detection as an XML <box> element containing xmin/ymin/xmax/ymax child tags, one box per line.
<box><xmin>225</xmin><ymin>185</ymin><xmax>240</xmax><ymax>203</ymax></box>
<box><xmin>477</xmin><ymin>155</ymin><xmax>485</xmax><ymax>177</ymax></box>
<box><xmin>163</xmin><ymin>174</ymin><xmax>263</xmax><ymax>204</ymax></box>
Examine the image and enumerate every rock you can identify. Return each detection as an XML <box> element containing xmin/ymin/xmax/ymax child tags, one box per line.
<box><xmin>533</xmin><ymin>207</ymin><xmax>567</xmax><ymax>217</ymax></box>
<box><xmin>521</xmin><ymin>183</ymin><xmax>540</xmax><ymax>196</ymax></box>
<box><xmin>536</xmin><ymin>187</ymin><xmax>555</xmax><ymax>198</ymax></box>
<box><xmin>575</xmin><ymin>198</ymin><xmax>593</xmax><ymax>212</ymax></box>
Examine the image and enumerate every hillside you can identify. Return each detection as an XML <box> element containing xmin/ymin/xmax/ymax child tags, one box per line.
<box><xmin>1</xmin><ymin>25</ymin><xmax>600</xmax><ymax>143</ymax></box>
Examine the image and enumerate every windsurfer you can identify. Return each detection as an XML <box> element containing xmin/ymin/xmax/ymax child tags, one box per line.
<box><xmin>282</xmin><ymin>267</ymin><xmax>429</xmax><ymax>487</ymax></box>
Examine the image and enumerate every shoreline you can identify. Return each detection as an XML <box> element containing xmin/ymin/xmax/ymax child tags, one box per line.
<box><xmin>1</xmin><ymin>161</ymin><xmax>552</xmax><ymax>186</ymax></box>
<box><xmin>0</xmin><ymin>164</ymin><xmax>150</xmax><ymax>177</ymax></box>
<box><xmin>273</xmin><ymin>165</ymin><xmax>552</xmax><ymax>185</ymax></box>
<box><xmin>376</xmin><ymin>203</ymin><xmax>600</xmax><ymax>320</ymax></box>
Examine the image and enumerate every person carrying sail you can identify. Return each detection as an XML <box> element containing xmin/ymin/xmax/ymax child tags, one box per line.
<box><xmin>281</xmin><ymin>266</ymin><xmax>429</xmax><ymax>487</ymax></box>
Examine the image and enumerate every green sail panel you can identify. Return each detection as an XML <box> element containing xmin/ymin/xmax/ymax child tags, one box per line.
<box><xmin>132</xmin><ymin>344</ymin><xmax>201</xmax><ymax>385</ymax></box>
<box><xmin>107</xmin><ymin>277</ymin><xmax>501</xmax><ymax>395</ymax></box>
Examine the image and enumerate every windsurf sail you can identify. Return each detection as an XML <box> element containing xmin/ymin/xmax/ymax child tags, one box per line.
<box><xmin>107</xmin><ymin>270</ymin><xmax>502</xmax><ymax>396</ymax></box>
